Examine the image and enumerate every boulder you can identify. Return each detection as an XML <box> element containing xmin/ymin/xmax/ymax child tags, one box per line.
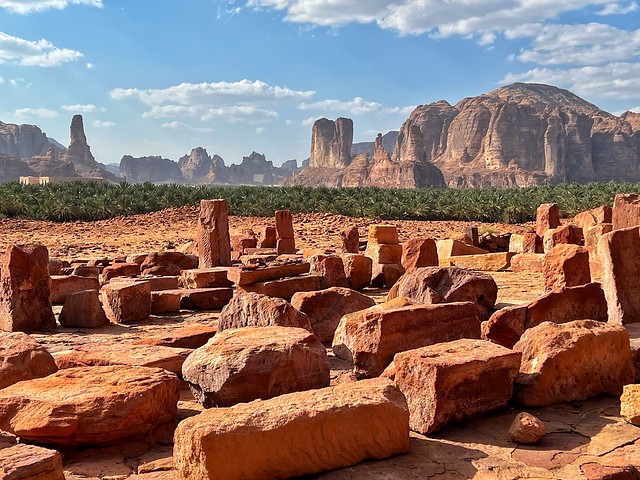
<box><xmin>180</xmin><ymin>268</ymin><xmax>231</xmax><ymax>289</ymax></box>
<box><xmin>442</xmin><ymin>252</ymin><xmax>515</xmax><ymax>271</ymax></box>
<box><xmin>151</xmin><ymin>290</ymin><xmax>182</xmax><ymax>314</ymax></box>
<box><xmin>309</xmin><ymin>254</ymin><xmax>348</xmax><ymax>288</ymax></box>
<box><xmin>574</xmin><ymin>205</ymin><xmax>612</xmax><ymax>232</ymax></box>
<box><xmin>0</xmin><ymin>365</ymin><xmax>180</xmax><ymax>446</ymax></box>
<box><xmin>542</xmin><ymin>244</ymin><xmax>591</xmax><ymax>292</ymax></box>
<box><xmin>134</xmin><ymin>325</ymin><xmax>217</xmax><ymax>349</ymax></box>
<box><xmin>235</xmin><ymin>274</ymin><xmax>321</xmax><ymax>300</ymax></box>
<box><xmin>100</xmin><ymin>262</ymin><xmax>140</xmax><ymax>282</ymax></box>
<box><xmin>367</xmin><ymin>224</ymin><xmax>399</xmax><ymax>244</ymax></box>
<box><xmin>276</xmin><ymin>238</ymin><xmax>297</xmax><ymax>255</ymax></box>
<box><xmin>510</xmin><ymin>253</ymin><xmax>544</xmax><ymax>273</ymax></box>
<box><xmin>388</xmin><ymin>266</ymin><xmax>498</xmax><ymax>322</ymax></box>
<box><xmin>140</xmin><ymin>252</ymin><xmax>198</xmax><ymax>276</ymax></box>
<box><xmin>512</xmin><ymin>320</ymin><xmax>635</xmax><ymax>407</ymax></box>
<box><xmin>509</xmin><ymin>412</ymin><xmax>547</xmax><ymax>444</ymax></box>
<box><xmin>50</xmin><ymin>275</ymin><xmax>99</xmax><ymax>304</ymax></box>
<box><xmin>383</xmin><ymin>339</ymin><xmax>520</xmax><ymax>434</ymax></box>
<box><xmin>101</xmin><ymin>281</ymin><xmax>151</xmax><ymax>324</ymax></box>
<box><xmin>182</xmin><ymin>326</ymin><xmax>329</xmax><ymax>407</ymax></box>
<box><xmin>509</xmin><ymin>233</ymin><xmax>538</xmax><ymax>254</ymax></box>
<box><xmin>173</xmin><ymin>378</ymin><xmax>409</xmax><ymax>480</ymax></box>
<box><xmin>535</xmin><ymin>203</ymin><xmax>560</xmax><ymax>237</ymax></box>
<box><xmin>542</xmin><ymin>225</ymin><xmax>583</xmax><ymax>253</ymax></box>
<box><xmin>0</xmin><ymin>444</ymin><xmax>64</xmax><ymax>480</ymax></box>
<box><xmin>258</xmin><ymin>226</ymin><xmax>277</xmax><ymax>248</ymax></box>
<box><xmin>218</xmin><ymin>292</ymin><xmax>312</xmax><ymax>332</ymax></box>
<box><xmin>436</xmin><ymin>239</ymin><xmax>487</xmax><ymax>259</ymax></box>
<box><xmin>333</xmin><ymin>300</ymin><xmax>481</xmax><ymax>378</ymax></box>
<box><xmin>370</xmin><ymin>263</ymin><xmax>405</xmax><ymax>288</ymax></box>
<box><xmin>177</xmin><ymin>287</ymin><xmax>233</xmax><ymax>310</ymax></box>
<box><xmin>482</xmin><ymin>282</ymin><xmax>608</xmax><ymax>348</ymax></box>
<box><xmin>59</xmin><ymin>289</ymin><xmax>109</xmax><ymax>328</ymax></box>
<box><xmin>613</xmin><ymin>193</ymin><xmax>640</xmax><ymax>230</ymax></box>
<box><xmin>0</xmin><ymin>332</ymin><xmax>58</xmax><ymax>389</ymax></box>
<box><xmin>0</xmin><ymin>244</ymin><xmax>55</xmax><ymax>332</ymax></box>
<box><xmin>599</xmin><ymin>227</ymin><xmax>640</xmax><ymax>324</ymax></box>
<box><xmin>340</xmin><ymin>226</ymin><xmax>360</xmax><ymax>253</ymax></box>
<box><xmin>48</xmin><ymin>257</ymin><xmax>63</xmax><ymax>275</ymax></box>
<box><xmin>620</xmin><ymin>384</ymin><xmax>640</xmax><ymax>425</ymax></box>
<box><xmin>365</xmin><ymin>243</ymin><xmax>403</xmax><ymax>265</ymax></box>
<box><xmin>401</xmin><ymin>238</ymin><xmax>438</xmax><ymax>270</ymax></box>
<box><xmin>291</xmin><ymin>287</ymin><xmax>376</xmax><ymax>344</ymax></box>
<box><xmin>197</xmin><ymin>199</ymin><xmax>232</xmax><ymax>268</ymax></box>
<box><xmin>340</xmin><ymin>253</ymin><xmax>372</xmax><ymax>290</ymax></box>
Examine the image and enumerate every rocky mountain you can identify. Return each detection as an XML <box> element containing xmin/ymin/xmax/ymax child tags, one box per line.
<box><xmin>0</xmin><ymin>121</ymin><xmax>64</xmax><ymax>159</ymax></box>
<box><xmin>60</xmin><ymin>115</ymin><xmax>117</xmax><ymax>181</ymax></box>
<box><xmin>120</xmin><ymin>155</ymin><xmax>184</xmax><ymax>183</ymax></box>
<box><xmin>288</xmin><ymin>83</ymin><xmax>640</xmax><ymax>188</ymax></box>
<box><xmin>351</xmin><ymin>131</ymin><xmax>398</xmax><ymax>157</ymax></box>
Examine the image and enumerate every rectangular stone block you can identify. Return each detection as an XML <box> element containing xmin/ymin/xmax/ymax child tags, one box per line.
<box><xmin>341</xmin><ymin>253</ymin><xmax>373</xmax><ymax>290</ymax></box>
<box><xmin>151</xmin><ymin>290</ymin><xmax>182</xmax><ymax>314</ymax></box>
<box><xmin>197</xmin><ymin>199</ymin><xmax>232</xmax><ymax>268</ymax></box>
<box><xmin>333</xmin><ymin>301</ymin><xmax>481</xmax><ymax>379</ymax></box>
<box><xmin>173</xmin><ymin>378</ymin><xmax>409</xmax><ymax>480</ymax></box>
<box><xmin>509</xmin><ymin>233</ymin><xmax>538</xmax><ymax>254</ymax></box>
<box><xmin>180</xmin><ymin>268</ymin><xmax>232</xmax><ymax>289</ymax></box>
<box><xmin>510</xmin><ymin>253</ymin><xmax>544</xmax><ymax>273</ymax></box>
<box><xmin>613</xmin><ymin>193</ymin><xmax>640</xmax><ymax>230</ymax></box>
<box><xmin>100</xmin><ymin>281</ymin><xmax>151</xmax><ymax>324</ymax></box>
<box><xmin>441</xmin><ymin>252</ymin><xmax>515</xmax><ymax>271</ymax></box>
<box><xmin>227</xmin><ymin>262</ymin><xmax>310</xmax><ymax>286</ymax></box>
<box><xmin>436</xmin><ymin>239</ymin><xmax>487</xmax><ymax>260</ymax></box>
<box><xmin>160</xmin><ymin>288</ymin><xmax>234</xmax><ymax>310</ymax></box>
<box><xmin>367</xmin><ymin>224</ymin><xmax>399</xmax><ymax>245</ymax></box>
<box><xmin>275</xmin><ymin>210</ymin><xmax>295</xmax><ymax>239</ymax></box>
<box><xmin>236</xmin><ymin>274</ymin><xmax>321</xmax><ymax>300</ymax></box>
<box><xmin>0</xmin><ymin>444</ymin><xmax>64</xmax><ymax>480</ymax></box>
<box><xmin>276</xmin><ymin>238</ymin><xmax>297</xmax><ymax>255</ymax></box>
<box><xmin>365</xmin><ymin>243</ymin><xmax>403</xmax><ymax>265</ymax></box>
<box><xmin>386</xmin><ymin>339</ymin><xmax>521</xmax><ymax>434</ymax></box>
<box><xmin>50</xmin><ymin>275</ymin><xmax>99</xmax><ymax>304</ymax></box>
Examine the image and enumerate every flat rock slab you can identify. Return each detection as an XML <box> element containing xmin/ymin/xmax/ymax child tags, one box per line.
<box><xmin>513</xmin><ymin>320</ymin><xmax>635</xmax><ymax>407</ymax></box>
<box><xmin>158</xmin><ymin>288</ymin><xmax>234</xmax><ymax>310</ymax></box>
<box><xmin>54</xmin><ymin>342</ymin><xmax>192</xmax><ymax>375</ymax></box>
<box><xmin>218</xmin><ymin>292</ymin><xmax>312</xmax><ymax>332</ymax></box>
<box><xmin>511</xmin><ymin>253</ymin><xmax>544</xmax><ymax>273</ymax></box>
<box><xmin>227</xmin><ymin>262</ymin><xmax>310</xmax><ymax>285</ymax></box>
<box><xmin>235</xmin><ymin>274</ymin><xmax>321</xmax><ymax>300</ymax></box>
<box><xmin>0</xmin><ymin>444</ymin><xmax>64</xmax><ymax>480</ymax></box>
<box><xmin>101</xmin><ymin>281</ymin><xmax>151</xmax><ymax>324</ymax></box>
<box><xmin>384</xmin><ymin>338</ymin><xmax>521</xmax><ymax>434</ymax></box>
<box><xmin>0</xmin><ymin>331</ymin><xmax>58</xmax><ymax>389</ymax></box>
<box><xmin>0</xmin><ymin>365</ymin><xmax>180</xmax><ymax>446</ymax></box>
<box><xmin>182</xmin><ymin>326</ymin><xmax>329</xmax><ymax>407</ymax></box>
<box><xmin>134</xmin><ymin>325</ymin><xmax>217</xmax><ymax>349</ymax></box>
<box><xmin>628</xmin><ymin>323</ymin><xmax>640</xmax><ymax>382</ymax></box>
<box><xmin>333</xmin><ymin>300</ymin><xmax>481</xmax><ymax>378</ymax></box>
<box><xmin>180</xmin><ymin>268</ymin><xmax>232</xmax><ymax>288</ymax></box>
<box><xmin>173</xmin><ymin>378</ymin><xmax>409</xmax><ymax>480</ymax></box>
<box><xmin>49</xmin><ymin>275</ymin><xmax>99</xmax><ymax>304</ymax></box>
<box><xmin>441</xmin><ymin>252</ymin><xmax>515</xmax><ymax>271</ymax></box>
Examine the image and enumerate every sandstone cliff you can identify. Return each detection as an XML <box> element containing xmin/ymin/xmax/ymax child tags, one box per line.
<box><xmin>310</xmin><ymin>117</ymin><xmax>353</xmax><ymax>168</ymax></box>
<box><xmin>351</xmin><ymin>131</ymin><xmax>398</xmax><ymax>157</ymax></box>
<box><xmin>120</xmin><ymin>155</ymin><xmax>185</xmax><ymax>183</ymax></box>
<box><xmin>0</xmin><ymin>121</ymin><xmax>64</xmax><ymax>159</ymax></box>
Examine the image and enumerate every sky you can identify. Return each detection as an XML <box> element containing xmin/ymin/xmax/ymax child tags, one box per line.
<box><xmin>0</xmin><ymin>1</ymin><xmax>639</xmax><ymax>167</ymax></box>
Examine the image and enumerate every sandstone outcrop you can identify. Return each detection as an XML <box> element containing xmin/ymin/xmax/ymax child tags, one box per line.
<box><xmin>218</xmin><ymin>292</ymin><xmax>312</xmax><ymax>332</ymax></box>
<box><xmin>0</xmin><ymin>332</ymin><xmax>58</xmax><ymax>389</ymax></box>
<box><xmin>0</xmin><ymin>120</ymin><xmax>62</xmax><ymax>158</ymax></box>
<box><xmin>0</xmin><ymin>444</ymin><xmax>64</xmax><ymax>480</ymax></box>
<box><xmin>60</xmin><ymin>115</ymin><xmax>116</xmax><ymax>180</ymax></box>
<box><xmin>120</xmin><ymin>155</ymin><xmax>185</xmax><ymax>183</ymax></box>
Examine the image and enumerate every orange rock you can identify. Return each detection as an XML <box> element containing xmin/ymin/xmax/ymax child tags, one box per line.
<box><xmin>134</xmin><ymin>325</ymin><xmax>217</xmax><ymax>349</ymax></box>
<box><xmin>542</xmin><ymin>244</ymin><xmax>590</xmax><ymax>292</ymax></box>
<box><xmin>629</xmin><ymin>323</ymin><xmax>640</xmax><ymax>382</ymax></box>
<box><xmin>258</xmin><ymin>225</ymin><xmax>277</xmax><ymax>248</ymax></box>
<box><xmin>178</xmin><ymin>287</ymin><xmax>233</xmax><ymax>310</ymax></box>
<box><xmin>584</xmin><ymin>223</ymin><xmax>613</xmax><ymax>249</ymax></box>
<box><xmin>0</xmin><ymin>244</ymin><xmax>55</xmax><ymax>333</ymax></box>
<box><xmin>140</xmin><ymin>252</ymin><xmax>198</xmax><ymax>276</ymax></box>
<box><xmin>197</xmin><ymin>199</ymin><xmax>232</xmax><ymax>268</ymax></box>
<box><xmin>100</xmin><ymin>262</ymin><xmax>140</xmax><ymax>283</ymax></box>
<box><xmin>276</xmin><ymin>237</ymin><xmax>297</xmax><ymax>255</ymax></box>
<box><xmin>620</xmin><ymin>384</ymin><xmax>640</xmax><ymax>425</ymax></box>
<box><xmin>0</xmin><ymin>332</ymin><xmax>57</xmax><ymax>389</ymax></box>
<box><xmin>509</xmin><ymin>412</ymin><xmax>547</xmax><ymax>444</ymax></box>
<box><xmin>401</xmin><ymin>238</ymin><xmax>438</xmax><ymax>270</ymax></box>
<box><xmin>482</xmin><ymin>282</ymin><xmax>607</xmax><ymax>348</ymax></box>
<box><xmin>535</xmin><ymin>203</ymin><xmax>560</xmax><ymax>237</ymax></box>
<box><xmin>333</xmin><ymin>301</ymin><xmax>481</xmax><ymax>378</ymax></box>
<box><xmin>59</xmin><ymin>289</ymin><xmax>109</xmax><ymax>328</ymax></box>
<box><xmin>510</xmin><ymin>253</ymin><xmax>544</xmax><ymax>273</ymax></box>
<box><xmin>309</xmin><ymin>254</ymin><xmax>348</xmax><ymax>288</ymax></box>
<box><xmin>436</xmin><ymin>239</ymin><xmax>487</xmax><ymax>259</ymax></box>
<box><xmin>109</xmin><ymin>275</ymin><xmax>181</xmax><ymax>291</ymax></box>
<box><xmin>182</xmin><ymin>326</ymin><xmax>329</xmax><ymax>407</ymax></box>
<box><xmin>173</xmin><ymin>378</ymin><xmax>409</xmax><ymax>480</ymax></box>
<box><xmin>385</xmin><ymin>339</ymin><xmax>520</xmax><ymax>434</ymax></box>
<box><xmin>218</xmin><ymin>292</ymin><xmax>312</xmax><ymax>332</ymax></box>
<box><xmin>612</xmin><ymin>193</ymin><xmax>640</xmax><ymax>230</ymax></box>
<box><xmin>442</xmin><ymin>252</ymin><xmax>515</xmax><ymax>271</ymax></box>
<box><xmin>151</xmin><ymin>290</ymin><xmax>181</xmax><ymax>314</ymax></box>
<box><xmin>370</xmin><ymin>262</ymin><xmax>405</xmax><ymax>288</ymax></box>
<box><xmin>101</xmin><ymin>281</ymin><xmax>151</xmax><ymax>324</ymax></box>
<box><xmin>226</xmin><ymin>262</ymin><xmax>310</xmax><ymax>285</ymax></box>
<box><xmin>275</xmin><ymin>209</ymin><xmax>295</xmax><ymax>239</ymax></box>
<box><xmin>513</xmin><ymin>320</ymin><xmax>635</xmax><ymax>407</ymax></box>
<box><xmin>235</xmin><ymin>274</ymin><xmax>320</xmax><ymax>300</ymax></box>
<box><xmin>0</xmin><ymin>444</ymin><xmax>64</xmax><ymax>480</ymax></box>
<box><xmin>0</xmin><ymin>365</ymin><xmax>180</xmax><ymax>446</ymax></box>
<box><xmin>291</xmin><ymin>287</ymin><xmax>376</xmax><ymax>344</ymax></box>
<box><xmin>367</xmin><ymin>224</ymin><xmax>399</xmax><ymax>244</ymax></box>
<box><xmin>508</xmin><ymin>233</ymin><xmax>538</xmax><ymax>254</ymax></box>
<box><xmin>574</xmin><ymin>205</ymin><xmax>612</xmax><ymax>232</ymax></box>
<box><xmin>542</xmin><ymin>225</ymin><xmax>583</xmax><ymax>253</ymax></box>
<box><xmin>340</xmin><ymin>253</ymin><xmax>372</xmax><ymax>290</ymax></box>
<box><xmin>50</xmin><ymin>275</ymin><xmax>99</xmax><ymax>304</ymax></box>
<box><xmin>340</xmin><ymin>226</ymin><xmax>360</xmax><ymax>253</ymax></box>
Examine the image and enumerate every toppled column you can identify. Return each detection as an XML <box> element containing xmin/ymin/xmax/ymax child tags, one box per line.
<box><xmin>197</xmin><ymin>199</ymin><xmax>232</xmax><ymax>267</ymax></box>
<box><xmin>275</xmin><ymin>210</ymin><xmax>296</xmax><ymax>255</ymax></box>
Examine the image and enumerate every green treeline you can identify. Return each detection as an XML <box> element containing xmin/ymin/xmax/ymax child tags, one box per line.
<box><xmin>0</xmin><ymin>181</ymin><xmax>638</xmax><ymax>223</ymax></box>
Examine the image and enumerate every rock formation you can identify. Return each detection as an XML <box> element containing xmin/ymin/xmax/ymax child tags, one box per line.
<box><xmin>120</xmin><ymin>155</ymin><xmax>185</xmax><ymax>183</ymax></box>
<box><xmin>0</xmin><ymin>121</ymin><xmax>63</xmax><ymax>159</ymax></box>
<box><xmin>310</xmin><ymin>117</ymin><xmax>353</xmax><ymax>168</ymax></box>
<box><xmin>351</xmin><ymin>131</ymin><xmax>398</xmax><ymax>157</ymax></box>
<box><xmin>59</xmin><ymin>114</ymin><xmax>116</xmax><ymax>180</ymax></box>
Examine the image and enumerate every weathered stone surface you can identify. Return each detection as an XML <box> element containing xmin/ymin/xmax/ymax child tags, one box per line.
<box><xmin>309</xmin><ymin>254</ymin><xmax>348</xmax><ymax>288</ymax></box>
<box><xmin>50</xmin><ymin>274</ymin><xmax>99</xmax><ymax>304</ymax></box>
<box><xmin>140</xmin><ymin>252</ymin><xmax>198</xmax><ymax>276</ymax></box>
<box><xmin>109</xmin><ymin>275</ymin><xmax>181</xmax><ymax>291</ymax></box>
<box><xmin>629</xmin><ymin>323</ymin><xmax>640</xmax><ymax>382</ymax></box>
<box><xmin>291</xmin><ymin>287</ymin><xmax>376</xmax><ymax>344</ymax></box>
<box><xmin>182</xmin><ymin>326</ymin><xmax>330</xmax><ymax>407</ymax></box>
<box><xmin>54</xmin><ymin>342</ymin><xmax>192</xmax><ymax>375</ymax></box>
<box><xmin>134</xmin><ymin>325</ymin><xmax>217</xmax><ymax>349</ymax></box>
<box><xmin>0</xmin><ymin>119</ymin><xmax>60</xmax><ymax>158</ymax></box>
<box><xmin>585</xmin><ymin>223</ymin><xmax>614</xmax><ymax>248</ymax></box>
<box><xmin>370</xmin><ymin>262</ymin><xmax>405</xmax><ymax>289</ymax></box>
<box><xmin>384</xmin><ymin>339</ymin><xmax>520</xmax><ymax>434</ymax></box>
<box><xmin>235</xmin><ymin>274</ymin><xmax>321</xmax><ymax>300</ymax></box>
<box><xmin>59</xmin><ymin>289</ymin><xmax>109</xmax><ymax>328</ymax></box>
<box><xmin>227</xmin><ymin>262</ymin><xmax>310</xmax><ymax>285</ymax></box>
<box><xmin>151</xmin><ymin>290</ymin><xmax>182</xmax><ymax>314</ymax></box>
<box><xmin>340</xmin><ymin>226</ymin><xmax>360</xmax><ymax>253</ymax></box>
<box><xmin>401</xmin><ymin>238</ymin><xmax>438</xmax><ymax>270</ymax></box>
<box><xmin>101</xmin><ymin>281</ymin><xmax>151</xmax><ymax>324</ymax></box>
<box><xmin>574</xmin><ymin>205</ymin><xmax>612</xmax><ymax>232</ymax></box>
<box><xmin>509</xmin><ymin>233</ymin><xmax>538</xmax><ymax>254</ymax></box>
<box><xmin>620</xmin><ymin>384</ymin><xmax>640</xmax><ymax>426</ymax></box>
<box><xmin>509</xmin><ymin>412</ymin><xmax>547</xmax><ymax>444</ymax></box>
<box><xmin>341</xmin><ymin>253</ymin><xmax>372</xmax><ymax>290</ymax></box>
<box><xmin>536</xmin><ymin>203</ymin><xmax>561</xmax><ymax>237</ymax></box>
<box><xmin>442</xmin><ymin>252</ymin><xmax>515</xmax><ymax>271</ymax></box>
<box><xmin>48</xmin><ymin>257</ymin><xmax>63</xmax><ymax>276</ymax></box>
<box><xmin>71</xmin><ymin>265</ymin><xmax>100</xmax><ymax>278</ymax></box>
<box><xmin>308</xmin><ymin>117</ymin><xmax>353</xmax><ymax>168</ymax></box>
<box><xmin>197</xmin><ymin>199</ymin><xmax>232</xmax><ymax>268</ymax></box>
<box><xmin>436</xmin><ymin>239</ymin><xmax>487</xmax><ymax>259</ymax></box>
<box><xmin>542</xmin><ymin>244</ymin><xmax>591</xmax><ymax>292</ymax></box>
<box><xmin>0</xmin><ymin>244</ymin><xmax>55</xmax><ymax>332</ymax></box>
<box><xmin>100</xmin><ymin>262</ymin><xmax>140</xmax><ymax>282</ymax></box>
<box><xmin>0</xmin><ymin>332</ymin><xmax>57</xmax><ymax>389</ymax></box>
<box><xmin>542</xmin><ymin>224</ymin><xmax>583</xmax><ymax>252</ymax></box>
<box><xmin>599</xmin><ymin>227</ymin><xmax>640</xmax><ymax>324</ymax></box>
<box><xmin>613</xmin><ymin>193</ymin><xmax>640</xmax><ymax>230</ymax></box>
<box><xmin>173</xmin><ymin>378</ymin><xmax>409</xmax><ymax>480</ymax></box>
<box><xmin>218</xmin><ymin>292</ymin><xmax>312</xmax><ymax>332</ymax></box>
<box><xmin>276</xmin><ymin>238</ymin><xmax>297</xmax><ymax>256</ymax></box>
<box><xmin>388</xmin><ymin>266</ymin><xmax>498</xmax><ymax>322</ymax></box>
<box><xmin>365</xmin><ymin>243</ymin><xmax>403</xmax><ymax>265</ymax></box>
<box><xmin>176</xmin><ymin>287</ymin><xmax>233</xmax><ymax>310</ymax></box>
<box><xmin>511</xmin><ymin>253</ymin><xmax>544</xmax><ymax>273</ymax></box>
<box><xmin>0</xmin><ymin>444</ymin><xmax>64</xmax><ymax>480</ymax></box>
<box><xmin>368</xmin><ymin>224</ymin><xmax>399</xmax><ymax>245</ymax></box>
<box><xmin>0</xmin><ymin>365</ymin><xmax>180</xmax><ymax>446</ymax></box>
<box><xmin>258</xmin><ymin>226</ymin><xmax>277</xmax><ymax>248</ymax></box>
<box><xmin>482</xmin><ymin>282</ymin><xmax>608</xmax><ymax>348</ymax></box>
<box><xmin>333</xmin><ymin>300</ymin><xmax>481</xmax><ymax>378</ymax></box>
<box><xmin>180</xmin><ymin>268</ymin><xmax>231</xmax><ymax>289</ymax></box>
<box><xmin>275</xmin><ymin>209</ymin><xmax>295</xmax><ymax>239</ymax></box>
<box><xmin>120</xmin><ymin>154</ymin><xmax>185</xmax><ymax>183</ymax></box>
<box><xmin>513</xmin><ymin>320</ymin><xmax>635</xmax><ymax>407</ymax></box>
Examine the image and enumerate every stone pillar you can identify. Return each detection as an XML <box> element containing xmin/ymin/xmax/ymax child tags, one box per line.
<box><xmin>535</xmin><ymin>203</ymin><xmax>560</xmax><ymax>238</ymax></box>
<box><xmin>275</xmin><ymin>210</ymin><xmax>296</xmax><ymax>255</ymax></box>
<box><xmin>197</xmin><ymin>199</ymin><xmax>232</xmax><ymax>268</ymax></box>
<box><xmin>0</xmin><ymin>244</ymin><xmax>56</xmax><ymax>332</ymax></box>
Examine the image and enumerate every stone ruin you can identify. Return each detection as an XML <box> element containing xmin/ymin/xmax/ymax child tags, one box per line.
<box><xmin>0</xmin><ymin>197</ymin><xmax>640</xmax><ymax>479</ymax></box>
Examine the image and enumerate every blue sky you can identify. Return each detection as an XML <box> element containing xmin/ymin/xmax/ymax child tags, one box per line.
<box><xmin>0</xmin><ymin>0</ymin><xmax>639</xmax><ymax>167</ymax></box>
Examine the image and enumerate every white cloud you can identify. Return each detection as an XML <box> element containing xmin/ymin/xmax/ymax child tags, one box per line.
<box><xmin>597</xmin><ymin>1</ymin><xmax>638</xmax><ymax>15</ymax></box>
<box><xmin>92</xmin><ymin>120</ymin><xmax>115</xmax><ymax>128</ymax></box>
<box><xmin>0</xmin><ymin>76</ymin><xmax>3</xmax><ymax>83</ymax></box>
<box><xmin>14</xmin><ymin>107</ymin><xmax>59</xmax><ymax>119</ymax></box>
<box><xmin>0</xmin><ymin>0</ymin><xmax>102</xmax><ymax>14</ymax></box>
<box><xmin>613</xmin><ymin>106</ymin><xmax>640</xmax><ymax>115</ymax></box>
<box><xmin>506</xmin><ymin>23</ymin><xmax>640</xmax><ymax>66</ymax></box>
<box><xmin>301</xmin><ymin>116</ymin><xmax>317</xmax><ymax>126</ymax></box>
<box><xmin>501</xmin><ymin>62</ymin><xmax>640</xmax><ymax>100</ymax></box>
<box><xmin>255</xmin><ymin>126</ymin><xmax>266</xmax><ymax>134</ymax></box>
<box><xmin>299</xmin><ymin>96</ymin><xmax>415</xmax><ymax>116</ymax></box>
<box><xmin>160</xmin><ymin>121</ymin><xmax>214</xmax><ymax>132</ymax></box>
<box><xmin>0</xmin><ymin>31</ymin><xmax>83</xmax><ymax>67</ymax></box>
<box><xmin>143</xmin><ymin>104</ymin><xmax>278</xmax><ymax>123</ymax></box>
<box><xmin>86</xmin><ymin>62</ymin><xmax>94</xmax><ymax>69</ymax></box>
<box><xmin>62</xmin><ymin>104</ymin><xmax>106</xmax><ymax>113</ymax></box>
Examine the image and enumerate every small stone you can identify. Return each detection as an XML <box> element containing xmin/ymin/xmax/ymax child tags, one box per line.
<box><xmin>620</xmin><ymin>384</ymin><xmax>640</xmax><ymax>425</ymax></box>
<box><xmin>509</xmin><ymin>412</ymin><xmax>547</xmax><ymax>444</ymax></box>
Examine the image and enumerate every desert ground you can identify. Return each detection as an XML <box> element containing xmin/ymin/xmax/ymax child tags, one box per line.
<box><xmin>1</xmin><ymin>208</ymin><xmax>638</xmax><ymax>480</ymax></box>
